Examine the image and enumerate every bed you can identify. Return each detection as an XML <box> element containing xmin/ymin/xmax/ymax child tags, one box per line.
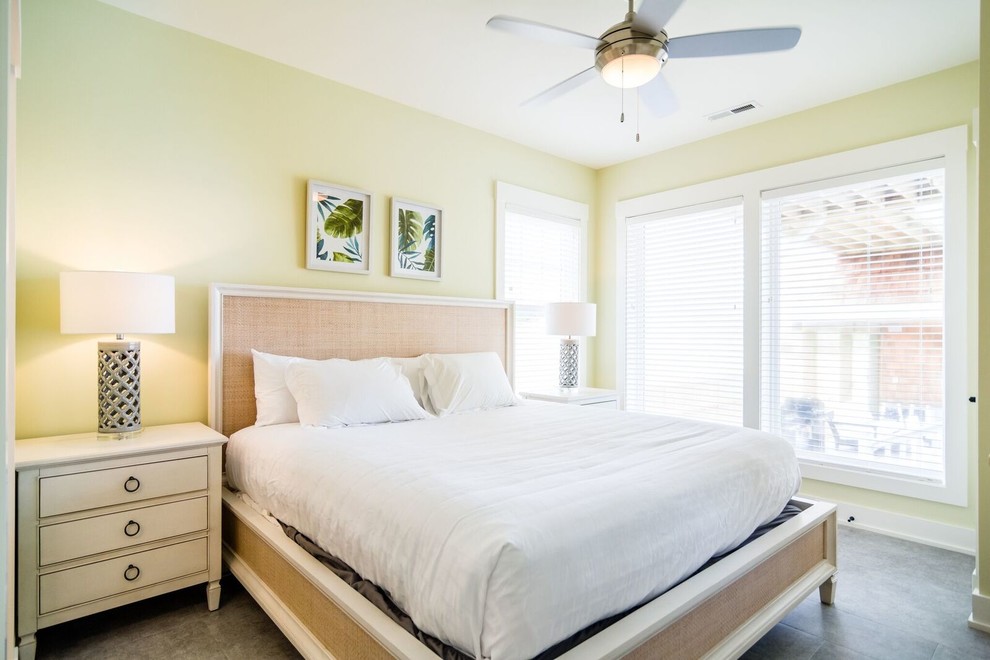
<box><xmin>209</xmin><ymin>283</ymin><xmax>838</xmax><ymax>660</ymax></box>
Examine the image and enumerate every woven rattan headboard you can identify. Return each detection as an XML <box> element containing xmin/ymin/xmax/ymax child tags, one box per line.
<box><xmin>208</xmin><ymin>284</ymin><xmax>513</xmax><ymax>438</ymax></box>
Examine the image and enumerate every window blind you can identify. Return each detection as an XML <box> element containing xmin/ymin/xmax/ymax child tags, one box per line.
<box><xmin>761</xmin><ymin>167</ymin><xmax>946</xmax><ymax>482</ymax></box>
<box><xmin>503</xmin><ymin>208</ymin><xmax>582</xmax><ymax>392</ymax></box>
<box><xmin>625</xmin><ymin>199</ymin><xmax>744</xmax><ymax>424</ymax></box>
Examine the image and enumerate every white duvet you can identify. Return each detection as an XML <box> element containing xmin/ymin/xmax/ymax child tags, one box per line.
<box><xmin>225</xmin><ymin>403</ymin><xmax>800</xmax><ymax>660</ymax></box>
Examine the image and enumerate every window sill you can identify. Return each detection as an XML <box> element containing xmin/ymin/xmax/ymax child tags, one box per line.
<box><xmin>798</xmin><ymin>459</ymin><xmax>965</xmax><ymax>507</ymax></box>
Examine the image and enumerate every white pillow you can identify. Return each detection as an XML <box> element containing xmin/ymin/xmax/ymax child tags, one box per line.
<box><xmin>285</xmin><ymin>357</ymin><xmax>431</xmax><ymax>428</ymax></box>
<box><xmin>423</xmin><ymin>352</ymin><xmax>517</xmax><ymax>416</ymax></box>
<box><xmin>252</xmin><ymin>349</ymin><xmax>302</xmax><ymax>426</ymax></box>
<box><xmin>389</xmin><ymin>356</ymin><xmax>432</xmax><ymax>413</ymax></box>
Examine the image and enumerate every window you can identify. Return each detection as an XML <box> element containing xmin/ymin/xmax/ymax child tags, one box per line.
<box><xmin>497</xmin><ymin>183</ymin><xmax>588</xmax><ymax>393</ymax></box>
<box><xmin>625</xmin><ymin>199</ymin><xmax>744</xmax><ymax>424</ymax></box>
<box><xmin>762</xmin><ymin>165</ymin><xmax>947</xmax><ymax>484</ymax></box>
<box><xmin>616</xmin><ymin>127</ymin><xmax>968</xmax><ymax>504</ymax></box>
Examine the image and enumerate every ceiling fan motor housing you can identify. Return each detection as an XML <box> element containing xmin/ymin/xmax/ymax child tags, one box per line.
<box><xmin>594</xmin><ymin>20</ymin><xmax>669</xmax><ymax>88</ymax></box>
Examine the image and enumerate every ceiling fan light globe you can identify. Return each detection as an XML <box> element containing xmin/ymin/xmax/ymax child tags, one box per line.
<box><xmin>594</xmin><ymin>29</ymin><xmax>668</xmax><ymax>89</ymax></box>
<box><xmin>601</xmin><ymin>54</ymin><xmax>661</xmax><ymax>88</ymax></box>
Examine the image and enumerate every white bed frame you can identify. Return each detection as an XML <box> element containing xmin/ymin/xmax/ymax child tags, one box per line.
<box><xmin>209</xmin><ymin>283</ymin><xmax>838</xmax><ymax>660</ymax></box>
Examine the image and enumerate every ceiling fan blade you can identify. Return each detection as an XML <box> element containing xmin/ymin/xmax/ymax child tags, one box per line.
<box><xmin>522</xmin><ymin>67</ymin><xmax>598</xmax><ymax>107</ymax></box>
<box><xmin>632</xmin><ymin>0</ymin><xmax>687</xmax><ymax>35</ymax></box>
<box><xmin>486</xmin><ymin>15</ymin><xmax>603</xmax><ymax>50</ymax></box>
<box><xmin>667</xmin><ymin>27</ymin><xmax>801</xmax><ymax>58</ymax></box>
<box><xmin>638</xmin><ymin>74</ymin><xmax>678</xmax><ymax>117</ymax></box>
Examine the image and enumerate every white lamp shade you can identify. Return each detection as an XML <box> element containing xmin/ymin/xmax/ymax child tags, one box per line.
<box><xmin>546</xmin><ymin>302</ymin><xmax>596</xmax><ymax>337</ymax></box>
<box><xmin>60</xmin><ymin>271</ymin><xmax>175</xmax><ymax>335</ymax></box>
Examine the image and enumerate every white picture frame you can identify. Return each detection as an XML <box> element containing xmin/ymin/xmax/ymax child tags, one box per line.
<box><xmin>306</xmin><ymin>180</ymin><xmax>372</xmax><ymax>274</ymax></box>
<box><xmin>390</xmin><ymin>198</ymin><xmax>442</xmax><ymax>281</ymax></box>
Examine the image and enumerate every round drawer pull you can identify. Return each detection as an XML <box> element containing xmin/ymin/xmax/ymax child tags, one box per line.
<box><xmin>123</xmin><ymin>520</ymin><xmax>141</xmax><ymax>537</ymax></box>
<box><xmin>123</xmin><ymin>476</ymin><xmax>141</xmax><ymax>493</ymax></box>
<box><xmin>123</xmin><ymin>564</ymin><xmax>141</xmax><ymax>582</ymax></box>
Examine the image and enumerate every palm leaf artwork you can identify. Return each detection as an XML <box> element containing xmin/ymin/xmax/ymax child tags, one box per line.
<box><xmin>312</xmin><ymin>189</ymin><xmax>366</xmax><ymax>267</ymax></box>
<box><xmin>398</xmin><ymin>250</ymin><xmax>422</xmax><ymax>270</ymax></box>
<box><xmin>316</xmin><ymin>229</ymin><xmax>328</xmax><ymax>261</ymax></box>
<box><xmin>396</xmin><ymin>208</ymin><xmax>426</xmax><ymax>270</ymax></box>
<box><xmin>313</xmin><ymin>194</ymin><xmax>342</xmax><ymax>262</ymax></box>
<box><xmin>316</xmin><ymin>194</ymin><xmax>340</xmax><ymax>220</ymax></box>
<box><xmin>421</xmin><ymin>214</ymin><xmax>436</xmax><ymax>272</ymax></box>
<box><xmin>397</xmin><ymin>209</ymin><xmax>423</xmax><ymax>251</ymax></box>
<box><xmin>327</xmin><ymin>233</ymin><xmax>362</xmax><ymax>262</ymax></box>
<box><xmin>324</xmin><ymin>198</ymin><xmax>364</xmax><ymax>238</ymax></box>
<box><xmin>393</xmin><ymin>204</ymin><xmax>441</xmax><ymax>277</ymax></box>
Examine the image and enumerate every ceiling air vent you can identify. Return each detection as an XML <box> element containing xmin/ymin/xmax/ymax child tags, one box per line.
<box><xmin>707</xmin><ymin>101</ymin><xmax>761</xmax><ymax>121</ymax></box>
<box><xmin>731</xmin><ymin>103</ymin><xmax>757</xmax><ymax>114</ymax></box>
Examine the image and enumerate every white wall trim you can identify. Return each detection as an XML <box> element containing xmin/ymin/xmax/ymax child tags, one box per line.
<box><xmin>494</xmin><ymin>181</ymin><xmax>591</xmax><ymax>387</ymax></box>
<box><xmin>494</xmin><ymin>181</ymin><xmax>589</xmax><ymax>301</ymax></box>
<box><xmin>968</xmin><ymin>590</ymin><xmax>990</xmax><ymax>633</ymax></box>
<box><xmin>831</xmin><ymin>500</ymin><xmax>975</xmax><ymax>555</ymax></box>
<box><xmin>615</xmin><ymin>127</ymin><xmax>968</xmax><ymax>220</ymax></box>
<box><xmin>3</xmin><ymin>1</ymin><xmax>16</xmax><ymax>655</ymax></box>
<box><xmin>207</xmin><ymin>281</ymin><xmax>512</xmax><ymax>309</ymax></box>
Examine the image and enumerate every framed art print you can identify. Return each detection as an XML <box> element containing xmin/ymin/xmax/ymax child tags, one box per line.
<box><xmin>306</xmin><ymin>180</ymin><xmax>372</xmax><ymax>274</ymax></box>
<box><xmin>390</xmin><ymin>198</ymin><xmax>442</xmax><ymax>281</ymax></box>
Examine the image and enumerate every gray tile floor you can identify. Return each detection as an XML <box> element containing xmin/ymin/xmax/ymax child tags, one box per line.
<box><xmin>32</xmin><ymin>527</ymin><xmax>990</xmax><ymax>659</ymax></box>
<box><xmin>34</xmin><ymin>578</ymin><xmax>300</xmax><ymax>659</ymax></box>
<box><xmin>742</xmin><ymin>527</ymin><xmax>990</xmax><ymax>660</ymax></box>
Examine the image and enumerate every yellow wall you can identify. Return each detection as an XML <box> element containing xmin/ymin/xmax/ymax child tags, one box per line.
<box><xmin>595</xmin><ymin>62</ymin><xmax>980</xmax><ymax>530</ymax></box>
<box><xmin>14</xmin><ymin>0</ymin><xmax>595</xmax><ymax>438</ymax></box>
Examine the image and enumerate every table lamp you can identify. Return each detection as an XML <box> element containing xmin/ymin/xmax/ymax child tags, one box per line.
<box><xmin>60</xmin><ymin>271</ymin><xmax>175</xmax><ymax>437</ymax></box>
<box><xmin>546</xmin><ymin>302</ymin><xmax>596</xmax><ymax>389</ymax></box>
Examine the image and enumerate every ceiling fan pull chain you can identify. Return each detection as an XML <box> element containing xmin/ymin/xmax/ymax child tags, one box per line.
<box><xmin>636</xmin><ymin>87</ymin><xmax>639</xmax><ymax>142</ymax></box>
<box><xmin>619</xmin><ymin>56</ymin><xmax>625</xmax><ymax>123</ymax></box>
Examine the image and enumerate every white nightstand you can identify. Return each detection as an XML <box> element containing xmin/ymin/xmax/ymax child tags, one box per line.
<box><xmin>520</xmin><ymin>387</ymin><xmax>620</xmax><ymax>409</ymax></box>
<box><xmin>15</xmin><ymin>422</ymin><xmax>227</xmax><ymax>660</ymax></box>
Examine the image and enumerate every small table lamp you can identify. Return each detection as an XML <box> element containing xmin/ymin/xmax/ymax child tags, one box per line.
<box><xmin>546</xmin><ymin>302</ymin><xmax>596</xmax><ymax>389</ymax></box>
<box><xmin>60</xmin><ymin>271</ymin><xmax>175</xmax><ymax>437</ymax></box>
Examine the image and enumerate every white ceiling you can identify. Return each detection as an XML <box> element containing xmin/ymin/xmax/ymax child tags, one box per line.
<box><xmin>96</xmin><ymin>0</ymin><xmax>979</xmax><ymax>169</ymax></box>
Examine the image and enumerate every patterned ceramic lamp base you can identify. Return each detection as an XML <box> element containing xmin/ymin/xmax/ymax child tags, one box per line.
<box><xmin>559</xmin><ymin>338</ymin><xmax>579</xmax><ymax>389</ymax></box>
<box><xmin>98</xmin><ymin>340</ymin><xmax>142</xmax><ymax>436</ymax></box>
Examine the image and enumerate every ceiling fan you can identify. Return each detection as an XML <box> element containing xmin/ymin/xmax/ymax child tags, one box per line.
<box><xmin>487</xmin><ymin>0</ymin><xmax>801</xmax><ymax>117</ymax></box>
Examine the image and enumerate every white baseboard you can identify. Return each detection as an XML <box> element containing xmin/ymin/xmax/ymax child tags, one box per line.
<box><xmin>830</xmin><ymin>501</ymin><xmax>975</xmax><ymax>555</ymax></box>
<box><xmin>969</xmin><ymin>589</ymin><xmax>990</xmax><ymax>632</ymax></box>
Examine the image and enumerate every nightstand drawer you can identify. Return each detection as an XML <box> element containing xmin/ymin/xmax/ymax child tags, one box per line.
<box><xmin>39</xmin><ymin>456</ymin><xmax>207</xmax><ymax>517</ymax></box>
<box><xmin>39</xmin><ymin>537</ymin><xmax>208</xmax><ymax>614</ymax></box>
<box><xmin>39</xmin><ymin>497</ymin><xmax>208</xmax><ymax>566</ymax></box>
<box><xmin>521</xmin><ymin>388</ymin><xmax>619</xmax><ymax>408</ymax></box>
<box><xmin>582</xmin><ymin>400</ymin><xmax>619</xmax><ymax>409</ymax></box>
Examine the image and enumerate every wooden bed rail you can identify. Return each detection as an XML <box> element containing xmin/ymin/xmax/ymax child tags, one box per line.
<box><xmin>222</xmin><ymin>489</ymin><xmax>837</xmax><ymax>660</ymax></box>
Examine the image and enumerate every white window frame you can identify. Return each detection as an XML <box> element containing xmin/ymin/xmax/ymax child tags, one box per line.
<box><xmin>616</xmin><ymin>126</ymin><xmax>969</xmax><ymax>505</ymax></box>
<box><xmin>496</xmin><ymin>182</ymin><xmax>590</xmax><ymax>388</ymax></box>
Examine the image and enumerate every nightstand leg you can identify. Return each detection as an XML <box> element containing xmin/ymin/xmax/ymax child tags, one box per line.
<box><xmin>207</xmin><ymin>579</ymin><xmax>221</xmax><ymax>611</ymax></box>
<box><xmin>18</xmin><ymin>632</ymin><xmax>37</xmax><ymax>660</ymax></box>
